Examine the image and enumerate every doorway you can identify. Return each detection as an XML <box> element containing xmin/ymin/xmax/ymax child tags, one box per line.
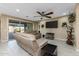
<box><xmin>8</xmin><ymin>20</ymin><xmax>25</xmax><ymax>41</ymax></box>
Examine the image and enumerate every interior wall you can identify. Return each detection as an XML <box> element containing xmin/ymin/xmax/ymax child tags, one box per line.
<box><xmin>0</xmin><ymin>18</ymin><xmax>1</xmax><ymax>39</ymax></box>
<box><xmin>33</xmin><ymin>22</ymin><xmax>39</xmax><ymax>31</ymax></box>
<box><xmin>74</xmin><ymin>4</ymin><xmax>79</xmax><ymax>51</ymax></box>
<box><xmin>39</xmin><ymin>16</ymin><xmax>69</xmax><ymax>41</ymax></box>
<box><xmin>0</xmin><ymin>15</ymin><xmax>9</xmax><ymax>42</ymax></box>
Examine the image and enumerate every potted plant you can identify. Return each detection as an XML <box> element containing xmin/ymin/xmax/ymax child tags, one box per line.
<box><xmin>62</xmin><ymin>13</ymin><xmax>76</xmax><ymax>45</ymax></box>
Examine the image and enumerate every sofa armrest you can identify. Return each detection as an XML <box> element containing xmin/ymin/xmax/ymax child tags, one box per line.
<box><xmin>36</xmin><ymin>38</ymin><xmax>48</xmax><ymax>48</ymax></box>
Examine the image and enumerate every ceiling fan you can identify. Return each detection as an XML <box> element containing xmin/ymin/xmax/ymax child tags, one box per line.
<box><xmin>36</xmin><ymin>11</ymin><xmax>53</xmax><ymax>18</ymax></box>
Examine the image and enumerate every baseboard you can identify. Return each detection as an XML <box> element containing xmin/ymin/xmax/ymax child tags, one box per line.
<box><xmin>0</xmin><ymin>40</ymin><xmax>8</xmax><ymax>43</ymax></box>
<box><xmin>75</xmin><ymin>48</ymin><xmax>79</xmax><ymax>52</ymax></box>
<box><xmin>55</xmin><ymin>38</ymin><xmax>67</xmax><ymax>41</ymax></box>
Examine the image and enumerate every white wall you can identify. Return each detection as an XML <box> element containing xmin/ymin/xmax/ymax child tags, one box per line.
<box><xmin>0</xmin><ymin>15</ymin><xmax>9</xmax><ymax>43</ymax></box>
<box><xmin>39</xmin><ymin>16</ymin><xmax>69</xmax><ymax>41</ymax></box>
<box><xmin>74</xmin><ymin>4</ymin><xmax>79</xmax><ymax>51</ymax></box>
<box><xmin>33</xmin><ymin>22</ymin><xmax>39</xmax><ymax>31</ymax></box>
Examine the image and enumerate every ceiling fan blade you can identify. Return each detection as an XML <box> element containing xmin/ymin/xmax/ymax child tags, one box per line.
<box><xmin>37</xmin><ymin>11</ymin><xmax>43</xmax><ymax>16</ymax></box>
<box><xmin>34</xmin><ymin>16</ymin><xmax>41</xmax><ymax>17</ymax></box>
<box><xmin>44</xmin><ymin>15</ymin><xmax>52</xmax><ymax>18</ymax></box>
<box><xmin>45</xmin><ymin>12</ymin><xmax>53</xmax><ymax>15</ymax></box>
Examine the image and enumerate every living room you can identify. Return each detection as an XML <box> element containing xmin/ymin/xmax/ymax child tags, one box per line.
<box><xmin>0</xmin><ymin>3</ymin><xmax>79</xmax><ymax>56</ymax></box>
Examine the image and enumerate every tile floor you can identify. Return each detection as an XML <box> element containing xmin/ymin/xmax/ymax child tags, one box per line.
<box><xmin>0</xmin><ymin>39</ymin><xmax>79</xmax><ymax>56</ymax></box>
<box><xmin>47</xmin><ymin>39</ymin><xmax>79</xmax><ymax>56</ymax></box>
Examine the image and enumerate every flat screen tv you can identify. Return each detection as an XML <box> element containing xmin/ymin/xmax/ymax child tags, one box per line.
<box><xmin>46</xmin><ymin>21</ymin><xmax>58</xmax><ymax>28</ymax></box>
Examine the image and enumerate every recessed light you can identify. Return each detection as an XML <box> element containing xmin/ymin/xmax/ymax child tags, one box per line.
<box><xmin>16</xmin><ymin>9</ymin><xmax>20</xmax><ymax>12</ymax></box>
<box><xmin>63</xmin><ymin>13</ymin><xmax>67</xmax><ymax>15</ymax></box>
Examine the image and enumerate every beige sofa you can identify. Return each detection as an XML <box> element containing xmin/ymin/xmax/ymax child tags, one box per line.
<box><xmin>14</xmin><ymin>32</ymin><xmax>48</xmax><ymax>56</ymax></box>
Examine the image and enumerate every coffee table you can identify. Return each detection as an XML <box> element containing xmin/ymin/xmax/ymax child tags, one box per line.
<box><xmin>41</xmin><ymin>44</ymin><xmax>57</xmax><ymax>56</ymax></box>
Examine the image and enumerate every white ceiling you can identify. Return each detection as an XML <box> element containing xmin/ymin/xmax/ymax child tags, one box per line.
<box><xmin>0</xmin><ymin>3</ymin><xmax>76</xmax><ymax>21</ymax></box>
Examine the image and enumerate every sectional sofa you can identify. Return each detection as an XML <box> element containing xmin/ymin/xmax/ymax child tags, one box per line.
<box><xmin>14</xmin><ymin>32</ymin><xmax>48</xmax><ymax>56</ymax></box>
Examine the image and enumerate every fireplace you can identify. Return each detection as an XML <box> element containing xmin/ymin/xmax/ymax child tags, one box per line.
<box><xmin>45</xmin><ymin>33</ymin><xmax>54</xmax><ymax>40</ymax></box>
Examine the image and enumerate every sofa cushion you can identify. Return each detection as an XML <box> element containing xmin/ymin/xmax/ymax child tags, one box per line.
<box><xmin>24</xmin><ymin>31</ymin><xmax>41</xmax><ymax>39</ymax></box>
<box><xmin>35</xmin><ymin>33</ymin><xmax>41</xmax><ymax>39</ymax></box>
